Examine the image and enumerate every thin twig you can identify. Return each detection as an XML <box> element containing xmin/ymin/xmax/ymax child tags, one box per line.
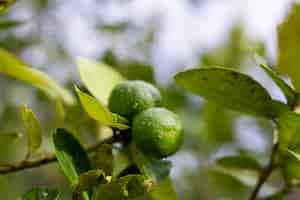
<box><xmin>249</xmin><ymin>143</ymin><xmax>279</xmax><ymax>200</ymax></box>
<box><xmin>0</xmin><ymin>137</ymin><xmax>114</xmax><ymax>175</ymax></box>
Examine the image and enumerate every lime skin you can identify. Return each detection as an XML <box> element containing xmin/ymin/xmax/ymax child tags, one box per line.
<box><xmin>132</xmin><ymin>107</ymin><xmax>184</xmax><ymax>159</ymax></box>
<box><xmin>108</xmin><ymin>80</ymin><xmax>161</xmax><ymax>121</ymax></box>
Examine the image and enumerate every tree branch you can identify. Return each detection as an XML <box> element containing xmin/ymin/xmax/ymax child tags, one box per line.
<box><xmin>249</xmin><ymin>143</ymin><xmax>279</xmax><ymax>200</ymax></box>
<box><xmin>0</xmin><ymin>137</ymin><xmax>114</xmax><ymax>175</ymax></box>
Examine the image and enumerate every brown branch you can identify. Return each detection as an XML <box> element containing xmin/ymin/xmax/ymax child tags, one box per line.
<box><xmin>249</xmin><ymin>143</ymin><xmax>279</xmax><ymax>200</ymax></box>
<box><xmin>0</xmin><ymin>137</ymin><xmax>114</xmax><ymax>175</ymax></box>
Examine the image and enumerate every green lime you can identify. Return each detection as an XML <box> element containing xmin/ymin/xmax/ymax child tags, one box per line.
<box><xmin>132</xmin><ymin>108</ymin><xmax>184</xmax><ymax>158</ymax></box>
<box><xmin>108</xmin><ymin>80</ymin><xmax>161</xmax><ymax>120</ymax></box>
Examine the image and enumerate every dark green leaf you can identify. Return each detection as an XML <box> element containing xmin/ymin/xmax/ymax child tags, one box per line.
<box><xmin>216</xmin><ymin>155</ymin><xmax>261</xmax><ymax>171</ymax></box>
<box><xmin>53</xmin><ymin>128</ymin><xmax>91</xmax><ymax>186</ymax></box>
<box><xmin>0</xmin><ymin>0</ymin><xmax>16</xmax><ymax>14</ymax></box>
<box><xmin>278</xmin><ymin>112</ymin><xmax>300</xmax><ymax>149</ymax></box>
<box><xmin>0</xmin><ymin>48</ymin><xmax>75</xmax><ymax>105</ymax></box>
<box><xmin>112</xmin><ymin>148</ymin><xmax>132</xmax><ymax>178</ymax></box>
<box><xmin>76</xmin><ymin>169</ymin><xmax>106</xmax><ymax>192</ymax></box>
<box><xmin>255</xmin><ymin>55</ymin><xmax>297</xmax><ymax>107</ymax></box>
<box><xmin>213</xmin><ymin>167</ymin><xmax>276</xmax><ymax>196</ymax></box>
<box><xmin>278</xmin><ymin>3</ymin><xmax>300</xmax><ymax>91</ymax></box>
<box><xmin>73</xmin><ymin>169</ymin><xmax>106</xmax><ymax>199</ymax></box>
<box><xmin>92</xmin><ymin>144</ymin><xmax>113</xmax><ymax>175</ymax></box>
<box><xmin>260</xmin><ymin>192</ymin><xmax>287</xmax><ymax>200</ymax></box>
<box><xmin>0</xmin><ymin>20</ymin><xmax>24</xmax><ymax>30</ymax></box>
<box><xmin>77</xmin><ymin>57</ymin><xmax>124</xmax><ymax>105</ymax></box>
<box><xmin>130</xmin><ymin>144</ymin><xmax>171</xmax><ymax>183</ymax></box>
<box><xmin>118</xmin><ymin>60</ymin><xmax>155</xmax><ymax>83</ymax></box>
<box><xmin>21</xmin><ymin>188</ymin><xmax>60</xmax><ymax>200</ymax></box>
<box><xmin>21</xmin><ymin>104</ymin><xmax>42</xmax><ymax>156</ymax></box>
<box><xmin>285</xmin><ymin>149</ymin><xmax>300</xmax><ymax>162</ymax></box>
<box><xmin>174</xmin><ymin>67</ymin><xmax>288</xmax><ymax>118</ymax></box>
<box><xmin>93</xmin><ymin>175</ymin><xmax>151</xmax><ymax>200</ymax></box>
<box><xmin>281</xmin><ymin>148</ymin><xmax>300</xmax><ymax>183</ymax></box>
<box><xmin>97</xmin><ymin>22</ymin><xmax>130</xmax><ymax>34</ymax></box>
<box><xmin>75</xmin><ymin>87</ymin><xmax>129</xmax><ymax>130</ymax></box>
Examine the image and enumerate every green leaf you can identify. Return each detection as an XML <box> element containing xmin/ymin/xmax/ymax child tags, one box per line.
<box><xmin>92</xmin><ymin>175</ymin><xmax>151</xmax><ymax>200</ymax></box>
<box><xmin>213</xmin><ymin>167</ymin><xmax>276</xmax><ymax>196</ymax></box>
<box><xmin>0</xmin><ymin>0</ymin><xmax>16</xmax><ymax>15</ymax></box>
<box><xmin>216</xmin><ymin>155</ymin><xmax>262</xmax><ymax>171</ymax></box>
<box><xmin>75</xmin><ymin>86</ymin><xmax>129</xmax><ymax>130</ymax></box>
<box><xmin>76</xmin><ymin>57</ymin><xmax>124</xmax><ymax>105</ymax></box>
<box><xmin>112</xmin><ymin>148</ymin><xmax>132</xmax><ymax>178</ymax></box>
<box><xmin>281</xmin><ymin>148</ymin><xmax>300</xmax><ymax>183</ymax></box>
<box><xmin>0</xmin><ymin>48</ymin><xmax>75</xmax><ymax>105</ymax></box>
<box><xmin>149</xmin><ymin>177</ymin><xmax>178</xmax><ymax>200</ymax></box>
<box><xmin>174</xmin><ymin>67</ymin><xmax>288</xmax><ymax>118</ymax></box>
<box><xmin>130</xmin><ymin>143</ymin><xmax>171</xmax><ymax>183</ymax></box>
<box><xmin>73</xmin><ymin>169</ymin><xmax>106</xmax><ymax>199</ymax></box>
<box><xmin>278</xmin><ymin>112</ymin><xmax>300</xmax><ymax>149</ymax></box>
<box><xmin>0</xmin><ymin>20</ymin><xmax>24</xmax><ymax>30</ymax></box>
<box><xmin>92</xmin><ymin>144</ymin><xmax>113</xmax><ymax>175</ymax></box>
<box><xmin>260</xmin><ymin>192</ymin><xmax>287</xmax><ymax>200</ymax></box>
<box><xmin>21</xmin><ymin>104</ymin><xmax>42</xmax><ymax>156</ymax></box>
<box><xmin>97</xmin><ymin>22</ymin><xmax>129</xmax><ymax>34</ymax></box>
<box><xmin>278</xmin><ymin>3</ymin><xmax>300</xmax><ymax>91</ymax></box>
<box><xmin>285</xmin><ymin>149</ymin><xmax>300</xmax><ymax>162</ymax></box>
<box><xmin>21</xmin><ymin>188</ymin><xmax>60</xmax><ymax>200</ymax></box>
<box><xmin>0</xmin><ymin>132</ymin><xmax>22</xmax><ymax>145</ymax></box>
<box><xmin>54</xmin><ymin>98</ymin><xmax>65</xmax><ymax>127</ymax></box>
<box><xmin>53</xmin><ymin>128</ymin><xmax>91</xmax><ymax>186</ymax></box>
<box><xmin>255</xmin><ymin>55</ymin><xmax>297</xmax><ymax>107</ymax></box>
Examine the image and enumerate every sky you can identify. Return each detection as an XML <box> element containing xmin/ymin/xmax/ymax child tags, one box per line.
<box><xmin>47</xmin><ymin>0</ymin><xmax>294</xmax><ymax>82</ymax></box>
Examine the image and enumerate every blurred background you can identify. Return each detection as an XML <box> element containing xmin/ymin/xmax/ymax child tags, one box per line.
<box><xmin>0</xmin><ymin>0</ymin><xmax>299</xmax><ymax>199</ymax></box>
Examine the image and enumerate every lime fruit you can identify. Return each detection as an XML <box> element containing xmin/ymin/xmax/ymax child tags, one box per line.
<box><xmin>132</xmin><ymin>107</ymin><xmax>183</xmax><ymax>158</ymax></box>
<box><xmin>108</xmin><ymin>80</ymin><xmax>161</xmax><ymax>120</ymax></box>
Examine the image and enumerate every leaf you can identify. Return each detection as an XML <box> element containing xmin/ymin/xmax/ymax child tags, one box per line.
<box><xmin>281</xmin><ymin>148</ymin><xmax>300</xmax><ymax>182</ymax></box>
<box><xmin>0</xmin><ymin>132</ymin><xmax>22</xmax><ymax>145</ymax></box>
<box><xmin>53</xmin><ymin>128</ymin><xmax>91</xmax><ymax>186</ymax></box>
<box><xmin>278</xmin><ymin>112</ymin><xmax>300</xmax><ymax>149</ymax></box>
<box><xmin>76</xmin><ymin>57</ymin><xmax>124</xmax><ymax>105</ymax></box>
<box><xmin>0</xmin><ymin>20</ymin><xmax>24</xmax><ymax>30</ymax></box>
<box><xmin>216</xmin><ymin>155</ymin><xmax>262</xmax><ymax>171</ymax></box>
<box><xmin>255</xmin><ymin>55</ymin><xmax>297</xmax><ymax>107</ymax></box>
<box><xmin>75</xmin><ymin>87</ymin><xmax>129</xmax><ymax>130</ymax></box>
<box><xmin>92</xmin><ymin>175</ymin><xmax>151</xmax><ymax>200</ymax></box>
<box><xmin>54</xmin><ymin>98</ymin><xmax>65</xmax><ymax>127</ymax></box>
<box><xmin>118</xmin><ymin>60</ymin><xmax>155</xmax><ymax>83</ymax></box>
<box><xmin>278</xmin><ymin>3</ymin><xmax>300</xmax><ymax>91</ymax></box>
<box><xmin>286</xmin><ymin>149</ymin><xmax>300</xmax><ymax>162</ymax></box>
<box><xmin>0</xmin><ymin>48</ymin><xmax>75</xmax><ymax>105</ymax></box>
<box><xmin>21</xmin><ymin>104</ymin><xmax>42</xmax><ymax>156</ymax></box>
<box><xmin>130</xmin><ymin>143</ymin><xmax>171</xmax><ymax>183</ymax></box>
<box><xmin>112</xmin><ymin>148</ymin><xmax>132</xmax><ymax>178</ymax></box>
<box><xmin>73</xmin><ymin>169</ymin><xmax>106</xmax><ymax>199</ymax></box>
<box><xmin>149</xmin><ymin>177</ymin><xmax>178</xmax><ymax>200</ymax></box>
<box><xmin>97</xmin><ymin>22</ymin><xmax>130</xmax><ymax>34</ymax></box>
<box><xmin>174</xmin><ymin>67</ymin><xmax>288</xmax><ymax>118</ymax></box>
<box><xmin>0</xmin><ymin>0</ymin><xmax>16</xmax><ymax>15</ymax></box>
<box><xmin>260</xmin><ymin>192</ymin><xmax>287</xmax><ymax>200</ymax></box>
<box><xmin>92</xmin><ymin>144</ymin><xmax>113</xmax><ymax>175</ymax></box>
<box><xmin>213</xmin><ymin>167</ymin><xmax>276</xmax><ymax>196</ymax></box>
<box><xmin>21</xmin><ymin>188</ymin><xmax>60</xmax><ymax>200</ymax></box>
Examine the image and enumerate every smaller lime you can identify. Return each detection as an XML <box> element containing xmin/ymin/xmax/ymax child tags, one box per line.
<box><xmin>108</xmin><ymin>80</ymin><xmax>161</xmax><ymax>120</ymax></box>
<box><xmin>132</xmin><ymin>108</ymin><xmax>183</xmax><ymax>159</ymax></box>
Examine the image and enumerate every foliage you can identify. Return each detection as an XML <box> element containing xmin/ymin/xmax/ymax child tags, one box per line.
<box><xmin>1</xmin><ymin>1</ymin><xmax>300</xmax><ymax>200</ymax></box>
